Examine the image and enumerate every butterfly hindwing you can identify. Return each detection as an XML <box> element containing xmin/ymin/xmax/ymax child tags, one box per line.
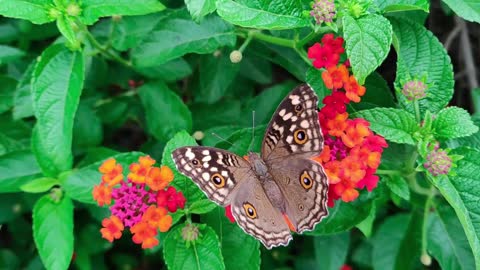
<box><xmin>231</xmin><ymin>177</ymin><xmax>292</xmax><ymax>249</ymax></box>
<box><xmin>171</xmin><ymin>146</ymin><xmax>252</xmax><ymax>206</ymax></box>
<box><xmin>261</xmin><ymin>84</ymin><xmax>323</xmax><ymax>161</ymax></box>
<box><xmin>269</xmin><ymin>158</ymin><xmax>328</xmax><ymax>233</ymax></box>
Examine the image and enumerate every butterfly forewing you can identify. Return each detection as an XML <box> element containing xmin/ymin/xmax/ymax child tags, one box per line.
<box><xmin>171</xmin><ymin>146</ymin><xmax>253</xmax><ymax>206</ymax></box>
<box><xmin>261</xmin><ymin>84</ymin><xmax>324</xmax><ymax>161</ymax></box>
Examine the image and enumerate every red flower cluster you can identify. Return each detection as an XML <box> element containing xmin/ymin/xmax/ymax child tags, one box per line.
<box><xmin>307</xmin><ymin>34</ymin><xmax>344</xmax><ymax>69</ymax></box>
<box><xmin>309</xmin><ymin>34</ymin><xmax>388</xmax><ymax>206</ymax></box>
<box><xmin>93</xmin><ymin>156</ymin><xmax>186</xmax><ymax>249</ymax></box>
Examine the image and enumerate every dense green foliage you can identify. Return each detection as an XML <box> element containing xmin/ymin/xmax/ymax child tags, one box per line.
<box><xmin>0</xmin><ymin>0</ymin><xmax>480</xmax><ymax>270</ymax></box>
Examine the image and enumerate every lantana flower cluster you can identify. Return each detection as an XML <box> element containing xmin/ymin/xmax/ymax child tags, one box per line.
<box><xmin>309</xmin><ymin>34</ymin><xmax>388</xmax><ymax>206</ymax></box>
<box><xmin>93</xmin><ymin>156</ymin><xmax>186</xmax><ymax>249</ymax></box>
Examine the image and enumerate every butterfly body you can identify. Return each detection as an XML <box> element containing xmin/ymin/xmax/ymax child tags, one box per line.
<box><xmin>172</xmin><ymin>84</ymin><xmax>329</xmax><ymax>248</ymax></box>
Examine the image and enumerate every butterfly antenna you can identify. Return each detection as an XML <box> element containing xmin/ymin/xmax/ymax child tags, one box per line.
<box><xmin>211</xmin><ymin>132</ymin><xmax>235</xmax><ymax>146</ymax></box>
<box><xmin>247</xmin><ymin>110</ymin><xmax>255</xmax><ymax>152</ymax></box>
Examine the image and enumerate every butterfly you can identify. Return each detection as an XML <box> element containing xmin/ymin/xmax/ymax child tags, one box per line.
<box><xmin>172</xmin><ymin>84</ymin><xmax>328</xmax><ymax>248</ymax></box>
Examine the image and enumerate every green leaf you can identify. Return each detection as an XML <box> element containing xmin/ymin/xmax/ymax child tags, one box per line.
<box><xmin>63</xmin><ymin>152</ymin><xmax>145</xmax><ymax>204</ymax></box>
<box><xmin>308</xmin><ymin>195</ymin><xmax>372</xmax><ymax>235</ymax></box>
<box><xmin>32</xmin><ymin>44</ymin><xmax>84</xmax><ymax>176</ymax></box>
<box><xmin>391</xmin><ymin>18</ymin><xmax>454</xmax><ymax>115</ymax></box>
<box><xmin>0</xmin><ymin>75</ymin><xmax>17</xmax><ymax>114</ymax></box>
<box><xmin>216</xmin><ymin>0</ymin><xmax>309</xmax><ymax>30</ymax></box>
<box><xmin>447</xmin><ymin>115</ymin><xmax>480</xmax><ymax>149</ymax></box>
<box><xmin>13</xmin><ymin>61</ymin><xmax>35</xmax><ymax>119</ymax></box>
<box><xmin>243</xmin><ymin>81</ymin><xmax>297</xmax><ymax>125</ymax></box>
<box><xmin>0</xmin><ymin>0</ymin><xmax>54</xmax><ymax>24</ymax></box>
<box><xmin>203</xmin><ymin>207</ymin><xmax>260</xmax><ymax>270</ymax></box>
<box><xmin>306</xmin><ymin>67</ymin><xmax>329</xmax><ymax>102</ymax></box>
<box><xmin>394</xmin><ymin>208</ymin><xmax>423</xmax><ymax>269</ymax></box>
<box><xmin>136</xmin><ymin>58</ymin><xmax>192</xmax><ymax>81</ymax></box>
<box><xmin>131</xmin><ymin>9</ymin><xmax>236</xmax><ymax>67</ymax></box>
<box><xmin>249</xmin><ymin>42</ymin><xmax>308</xmax><ymax>81</ymax></box>
<box><xmin>33</xmin><ymin>194</ymin><xmax>74</xmax><ymax>270</ymax></box>
<box><xmin>384</xmin><ymin>175</ymin><xmax>410</xmax><ymax>200</ymax></box>
<box><xmin>56</xmin><ymin>15</ymin><xmax>78</xmax><ymax>46</ymax></box>
<box><xmin>433</xmin><ymin>107</ymin><xmax>479</xmax><ymax>140</ymax></box>
<box><xmin>80</xmin><ymin>0</ymin><xmax>166</xmax><ymax>25</ymax></box>
<box><xmin>428</xmin><ymin>204</ymin><xmax>475</xmax><ymax>270</ymax></box>
<box><xmin>110</xmin><ymin>13</ymin><xmax>164</xmax><ymax>51</ymax></box>
<box><xmin>163</xmin><ymin>223</ymin><xmax>225</xmax><ymax>270</ymax></box>
<box><xmin>0</xmin><ymin>151</ymin><xmax>42</xmax><ymax>193</ymax></box>
<box><xmin>343</xmin><ymin>14</ymin><xmax>393</xmax><ymax>84</ymax></box>
<box><xmin>186</xmin><ymin>0</ymin><xmax>217</xmax><ymax>22</ymax></box>
<box><xmin>314</xmin><ymin>232</ymin><xmax>350</xmax><ymax>270</ymax></box>
<box><xmin>352</xmin><ymin>72</ymin><xmax>396</xmax><ymax>110</ymax></box>
<box><xmin>442</xmin><ymin>0</ymin><xmax>480</xmax><ymax>23</ymax></box>
<box><xmin>73</xmin><ymin>101</ymin><xmax>103</xmax><ymax>150</ymax></box>
<box><xmin>20</xmin><ymin>177</ymin><xmax>59</xmax><ymax>193</ymax></box>
<box><xmin>372</xmin><ymin>214</ymin><xmax>409</xmax><ymax>270</ymax></box>
<box><xmin>0</xmin><ymin>45</ymin><xmax>24</xmax><ymax>65</ymax></box>
<box><xmin>196</xmin><ymin>53</ymin><xmax>240</xmax><ymax>104</ymax></box>
<box><xmin>239</xmin><ymin>55</ymin><xmax>272</xmax><ymax>85</ymax></box>
<box><xmin>138</xmin><ymin>82</ymin><xmax>192</xmax><ymax>142</ymax></box>
<box><xmin>374</xmin><ymin>0</ymin><xmax>430</xmax><ymax>13</ymax></box>
<box><xmin>432</xmin><ymin>148</ymin><xmax>480</xmax><ymax>269</ymax></box>
<box><xmin>354</xmin><ymin>108</ymin><xmax>418</xmax><ymax>145</ymax></box>
<box><xmin>189</xmin><ymin>199</ymin><xmax>216</xmax><ymax>214</ymax></box>
<box><xmin>191</xmin><ymin>100</ymin><xmax>242</xmax><ymax>131</ymax></box>
<box><xmin>162</xmin><ymin>131</ymin><xmax>207</xmax><ymax>203</ymax></box>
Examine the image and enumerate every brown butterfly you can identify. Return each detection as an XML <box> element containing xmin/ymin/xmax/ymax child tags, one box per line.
<box><xmin>172</xmin><ymin>84</ymin><xmax>328</xmax><ymax>248</ymax></box>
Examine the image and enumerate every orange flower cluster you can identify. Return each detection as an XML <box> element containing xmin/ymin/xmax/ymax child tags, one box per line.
<box><xmin>309</xmin><ymin>35</ymin><xmax>388</xmax><ymax>206</ymax></box>
<box><xmin>93</xmin><ymin>156</ymin><xmax>184</xmax><ymax>249</ymax></box>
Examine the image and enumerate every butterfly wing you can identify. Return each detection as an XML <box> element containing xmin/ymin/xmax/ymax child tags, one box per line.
<box><xmin>261</xmin><ymin>84</ymin><xmax>329</xmax><ymax>232</ymax></box>
<box><xmin>230</xmin><ymin>177</ymin><xmax>292</xmax><ymax>249</ymax></box>
<box><xmin>172</xmin><ymin>146</ymin><xmax>253</xmax><ymax>206</ymax></box>
<box><xmin>268</xmin><ymin>158</ymin><xmax>328</xmax><ymax>233</ymax></box>
<box><xmin>261</xmin><ymin>84</ymin><xmax>323</xmax><ymax>161</ymax></box>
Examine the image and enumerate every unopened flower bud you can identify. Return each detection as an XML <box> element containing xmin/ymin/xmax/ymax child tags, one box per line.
<box><xmin>310</xmin><ymin>0</ymin><xmax>336</xmax><ymax>24</ymax></box>
<box><xmin>229</xmin><ymin>50</ymin><xmax>243</xmax><ymax>63</ymax></box>
<box><xmin>193</xmin><ymin>131</ymin><xmax>204</xmax><ymax>141</ymax></box>
<box><xmin>66</xmin><ymin>3</ymin><xmax>81</xmax><ymax>17</ymax></box>
<box><xmin>402</xmin><ymin>80</ymin><xmax>427</xmax><ymax>101</ymax></box>
<box><xmin>420</xmin><ymin>253</ymin><xmax>432</xmax><ymax>266</ymax></box>
<box><xmin>181</xmin><ymin>223</ymin><xmax>200</xmax><ymax>242</ymax></box>
<box><xmin>424</xmin><ymin>147</ymin><xmax>452</xmax><ymax>176</ymax></box>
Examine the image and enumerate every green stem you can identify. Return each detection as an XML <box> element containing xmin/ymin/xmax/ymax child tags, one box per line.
<box><xmin>295</xmin><ymin>47</ymin><xmax>312</xmax><ymax>66</ymax></box>
<box><xmin>376</xmin><ymin>169</ymin><xmax>401</xmax><ymax>175</ymax></box>
<box><xmin>250</xmin><ymin>31</ymin><xmax>296</xmax><ymax>48</ymax></box>
<box><xmin>238</xmin><ymin>31</ymin><xmax>254</xmax><ymax>52</ymax></box>
<box><xmin>296</xmin><ymin>26</ymin><xmax>330</xmax><ymax>48</ymax></box>
<box><xmin>421</xmin><ymin>186</ymin><xmax>435</xmax><ymax>259</ymax></box>
<box><xmin>83</xmin><ymin>25</ymin><xmax>132</xmax><ymax>67</ymax></box>
<box><xmin>94</xmin><ymin>89</ymin><xmax>137</xmax><ymax>108</ymax></box>
<box><xmin>414</xmin><ymin>99</ymin><xmax>421</xmax><ymax>122</ymax></box>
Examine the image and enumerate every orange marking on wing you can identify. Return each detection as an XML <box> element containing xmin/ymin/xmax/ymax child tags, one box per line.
<box><xmin>283</xmin><ymin>214</ymin><xmax>297</xmax><ymax>232</ymax></box>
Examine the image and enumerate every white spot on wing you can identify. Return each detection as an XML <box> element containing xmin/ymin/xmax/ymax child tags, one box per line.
<box><xmin>279</xmin><ymin>109</ymin><xmax>286</xmax><ymax>117</ymax></box>
<box><xmin>202</xmin><ymin>150</ymin><xmax>210</xmax><ymax>155</ymax></box>
<box><xmin>202</xmin><ymin>156</ymin><xmax>211</xmax><ymax>162</ymax></box>
<box><xmin>185</xmin><ymin>148</ymin><xmax>195</xmax><ymax>159</ymax></box>
<box><xmin>283</xmin><ymin>112</ymin><xmax>292</xmax><ymax>121</ymax></box>
<box><xmin>300</xmin><ymin>120</ymin><xmax>309</xmax><ymax>128</ymax></box>
<box><xmin>202</xmin><ymin>172</ymin><xmax>209</xmax><ymax>181</ymax></box>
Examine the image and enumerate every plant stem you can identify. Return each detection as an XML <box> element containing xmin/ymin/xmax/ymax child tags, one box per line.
<box><xmin>83</xmin><ymin>25</ymin><xmax>132</xmax><ymax>67</ymax></box>
<box><xmin>414</xmin><ymin>99</ymin><xmax>421</xmax><ymax>122</ymax></box>
<box><xmin>295</xmin><ymin>47</ymin><xmax>312</xmax><ymax>66</ymax></box>
<box><xmin>94</xmin><ymin>89</ymin><xmax>137</xmax><ymax>108</ymax></box>
<box><xmin>296</xmin><ymin>26</ymin><xmax>330</xmax><ymax>47</ymax></box>
<box><xmin>238</xmin><ymin>31</ymin><xmax>254</xmax><ymax>52</ymax></box>
<box><xmin>250</xmin><ymin>31</ymin><xmax>296</xmax><ymax>48</ymax></box>
<box><xmin>376</xmin><ymin>169</ymin><xmax>401</xmax><ymax>175</ymax></box>
<box><xmin>421</xmin><ymin>186</ymin><xmax>435</xmax><ymax>260</ymax></box>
